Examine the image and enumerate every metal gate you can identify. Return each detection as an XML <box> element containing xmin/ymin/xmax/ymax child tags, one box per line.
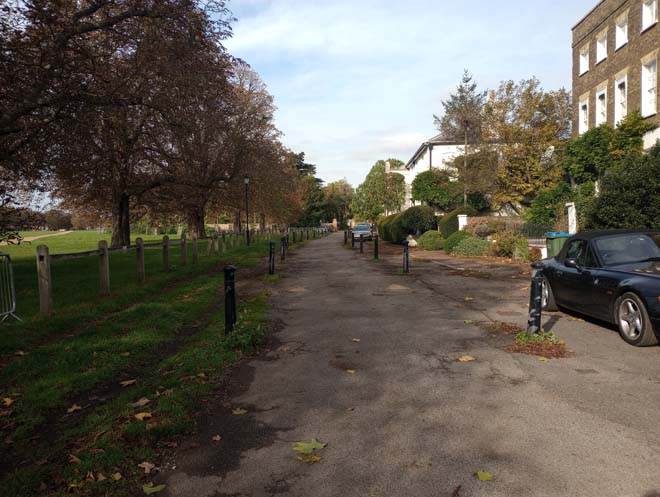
<box><xmin>0</xmin><ymin>253</ymin><xmax>20</xmax><ymax>322</ymax></box>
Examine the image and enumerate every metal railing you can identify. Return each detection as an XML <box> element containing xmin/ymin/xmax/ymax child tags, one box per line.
<box><xmin>0</xmin><ymin>253</ymin><xmax>21</xmax><ymax>322</ymax></box>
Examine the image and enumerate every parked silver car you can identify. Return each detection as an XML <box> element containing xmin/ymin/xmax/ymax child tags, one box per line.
<box><xmin>351</xmin><ymin>223</ymin><xmax>373</xmax><ymax>241</ymax></box>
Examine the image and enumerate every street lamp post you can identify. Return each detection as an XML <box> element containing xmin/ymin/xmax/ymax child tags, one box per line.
<box><xmin>244</xmin><ymin>176</ymin><xmax>250</xmax><ymax>245</ymax></box>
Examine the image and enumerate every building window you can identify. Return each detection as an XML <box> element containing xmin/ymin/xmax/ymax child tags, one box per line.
<box><xmin>579</xmin><ymin>46</ymin><xmax>589</xmax><ymax>75</ymax></box>
<box><xmin>596</xmin><ymin>31</ymin><xmax>608</xmax><ymax>63</ymax></box>
<box><xmin>615</xmin><ymin>75</ymin><xmax>628</xmax><ymax>124</ymax></box>
<box><xmin>579</xmin><ymin>98</ymin><xmax>589</xmax><ymax>134</ymax></box>
<box><xmin>642</xmin><ymin>0</ymin><xmax>658</xmax><ymax>31</ymax></box>
<box><xmin>642</xmin><ymin>58</ymin><xmax>658</xmax><ymax>117</ymax></box>
<box><xmin>595</xmin><ymin>89</ymin><xmax>607</xmax><ymax>126</ymax></box>
<box><xmin>616</xmin><ymin>14</ymin><xmax>628</xmax><ymax>48</ymax></box>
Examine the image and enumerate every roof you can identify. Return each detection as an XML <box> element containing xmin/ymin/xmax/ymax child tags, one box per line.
<box><xmin>571</xmin><ymin>229</ymin><xmax>660</xmax><ymax>241</ymax></box>
<box><xmin>404</xmin><ymin>133</ymin><xmax>463</xmax><ymax>170</ymax></box>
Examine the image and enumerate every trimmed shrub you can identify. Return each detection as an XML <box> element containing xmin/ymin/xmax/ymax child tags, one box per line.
<box><xmin>417</xmin><ymin>230</ymin><xmax>444</xmax><ymax>250</ymax></box>
<box><xmin>491</xmin><ymin>231</ymin><xmax>529</xmax><ymax>259</ymax></box>
<box><xmin>464</xmin><ymin>217</ymin><xmax>508</xmax><ymax>239</ymax></box>
<box><xmin>444</xmin><ymin>231</ymin><xmax>473</xmax><ymax>254</ymax></box>
<box><xmin>377</xmin><ymin>214</ymin><xmax>394</xmax><ymax>241</ymax></box>
<box><xmin>400</xmin><ymin>206</ymin><xmax>437</xmax><ymax>235</ymax></box>
<box><xmin>451</xmin><ymin>237</ymin><xmax>492</xmax><ymax>257</ymax></box>
<box><xmin>388</xmin><ymin>213</ymin><xmax>408</xmax><ymax>243</ymax></box>
<box><xmin>438</xmin><ymin>207</ymin><xmax>478</xmax><ymax>239</ymax></box>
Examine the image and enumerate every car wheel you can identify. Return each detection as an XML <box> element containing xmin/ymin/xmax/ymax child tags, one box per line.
<box><xmin>615</xmin><ymin>292</ymin><xmax>658</xmax><ymax>347</ymax></box>
<box><xmin>541</xmin><ymin>277</ymin><xmax>558</xmax><ymax>312</ymax></box>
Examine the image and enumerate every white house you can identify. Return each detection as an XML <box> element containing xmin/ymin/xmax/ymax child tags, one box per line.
<box><xmin>389</xmin><ymin>133</ymin><xmax>463</xmax><ymax>210</ymax></box>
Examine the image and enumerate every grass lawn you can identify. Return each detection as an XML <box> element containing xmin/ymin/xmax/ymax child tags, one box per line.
<box><xmin>0</xmin><ymin>230</ymin><xmax>324</xmax><ymax>496</ymax></box>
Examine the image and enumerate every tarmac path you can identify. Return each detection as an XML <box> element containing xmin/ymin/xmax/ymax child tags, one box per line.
<box><xmin>163</xmin><ymin>233</ymin><xmax>660</xmax><ymax>497</ymax></box>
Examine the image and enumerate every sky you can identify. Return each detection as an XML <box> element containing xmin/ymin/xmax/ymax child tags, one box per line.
<box><xmin>224</xmin><ymin>0</ymin><xmax>597</xmax><ymax>187</ymax></box>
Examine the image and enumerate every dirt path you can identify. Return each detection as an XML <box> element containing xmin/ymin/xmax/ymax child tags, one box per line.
<box><xmin>1</xmin><ymin>230</ymin><xmax>72</xmax><ymax>245</ymax></box>
<box><xmin>161</xmin><ymin>233</ymin><xmax>660</xmax><ymax>497</ymax></box>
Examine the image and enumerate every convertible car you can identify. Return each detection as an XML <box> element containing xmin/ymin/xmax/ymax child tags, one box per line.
<box><xmin>540</xmin><ymin>230</ymin><xmax>660</xmax><ymax>347</ymax></box>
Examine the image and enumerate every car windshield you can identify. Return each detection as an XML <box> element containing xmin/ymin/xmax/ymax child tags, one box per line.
<box><xmin>355</xmin><ymin>225</ymin><xmax>370</xmax><ymax>230</ymax></box>
<box><xmin>594</xmin><ymin>233</ymin><xmax>660</xmax><ymax>266</ymax></box>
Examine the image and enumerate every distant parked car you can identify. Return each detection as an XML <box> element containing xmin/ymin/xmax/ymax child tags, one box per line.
<box><xmin>539</xmin><ymin>230</ymin><xmax>660</xmax><ymax>346</ymax></box>
<box><xmin>351</xmin><ymin>223</ymin><xmax>373</xmax><ymax>241</ymax></box>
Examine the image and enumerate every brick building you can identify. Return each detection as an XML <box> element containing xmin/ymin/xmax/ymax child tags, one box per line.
<box><xmin>573</xmin><ymin>0</ymin><xmax>660</xmax><ymax>147</ymax></box>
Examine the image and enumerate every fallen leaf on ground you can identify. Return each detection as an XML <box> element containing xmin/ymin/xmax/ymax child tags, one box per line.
<box><xmin>68</xmin><ymin>454</ymin><xmax>81</xmax><ymax>464</ymax></box>
<box><xmin>2</xmin><ymin>398</ymin><xmax>14</xmax><ymax>407</ymax></box>
<box><xmin>111</xmin><ymin>472</ymin><xmax>122</xmax><ymax>481</ymax></box>
<box><xmin>463</xmin><ymin>297</ymin><xmax>474</xmax><ymax>301</ymax></box>
<box><xmin>222</xmin><ymin>402</ymin><xmax>232</xmax><ymax>407</ymax></box>
<box><xmin>132</xmin><ymin>398</ymin><xmax>151</xmax><ymax>408</ymax></box>
<box><xmin>134</xmin><ymin>412</ymin><xmax>152</xmax><ymax>421</ymax></box>
<box><xmin>120</xmin><ymin>379</ymin><xmax>136</xmax><ymax>387</ymax></box>
<box><xmin>295</xmin><ymin>454</ymin><xmax>321</xmax><ymax>464</ymax></box>
<box><xmin>463</xmin><ymin>320</ymin><xmax>474</xmax><ymax>324</ymax></box>
<box><xmin>86</xmin><ymin>471</ymin><xmax>95</xmax><ymax>481</ymax></box>
<box><xmin>138</xmin><ymin>462</ymin><xmax>155</xmax><ymax>474</ymax></box>
<box><xmin>14</xmin><ymin>350</ymin><xmax>26</xmax><ymax>356</ymax></box>
<box><xmin>568</xmin><ymin>317</ymin><xmax>584</xmax><ymax>322</ymax></box>
<box><xmin>159</xmin><ymin>389</ymin><xmax>173</xmax><ymax>397</ymax></box>
<box><xmin>96</xmin><ymin>473</ymin><xmax>107</xmax><ymax>481</ymax></box>
<box><xmin>293</xmin><ymin>438</ymin><xmax>326</xmax><ymax>454</ymax></box>
<box><xmin>197</xmin><ymin>372</ymin><xmax>207</xmax><ymax>379</ymax></box>
<box><xmin>458</xmin><ymin>355</ymin><xmax>476</xmax><ymax>362</ymax></box>
<box><xmin>67</xmin><ymin>404</ymin><xmax>81</xmax><ymax>413</ymax></box>
<box><xmin>538</xmin><ymin>357</ymin><xmax>550</xmax><ymax>362</ymax></box>
<box><xmin>351</xmin><ymin>338</ymin><xmax>361</xmax><ymax>343</ymax></box>
<box><xmin>212</xmin><ymin>435</ymin><xmax>222</xmax><ymax>441</ymax></box>
<box><xmin>143</xmin><ymin>483</ymin><xmax>166</xmax><ymax>494</ymax></box>
<box><xmin>475</xmin><ymin>470</ymin><xmax>494</xmax><ymax>481</ymax></box>
<box><xmin>231</xmin><ymin>408</ymin><xmax>247</xmax><ymax>415</ymax></box>
<box><xmin>345</xmin><ymin>369</ymin><xmax>356</xmax><ymax>374</ymax></box>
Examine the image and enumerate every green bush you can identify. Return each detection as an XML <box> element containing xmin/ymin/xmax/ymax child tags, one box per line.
<box><xmin>388</xmin><ymin>213</ymin><xmax>408</xmax><ymax>243</ymax></box>
<box><xmin>438</xmin><ymin>207</ymin><xmax>478</xmax><ymax>238</ymax></box>
<box><xmin>417</xmin><ymin>230</ymin><xmax>444</xmax><ymax>250</ymax></box>
<box><xmin>491</xmin><ymin>231</ymin><xmax>529</xmax><ymax>259</ymax></box>
<box><xmin>464</xmin><ymin>217</ymin><xmax>508</xmax><ymax>239</ymax></box>
<box><xmin>444</xmin><ymin>231</ymin><xmax>472</xmax><ymax>254</ymax></box>
<box><xmin>376</xmin><ymin>214</ymin><xmax>394</xmax><ymax>241</ymax></box>
<box><xmin>400</xmin><ymin>206</ymin><xmax>437</xmax><ymax>235</ymax></box>
<box><xmin>451</xmin><ymin>237</ymin><xmax>492</xmax><ymax>257</ymax></box>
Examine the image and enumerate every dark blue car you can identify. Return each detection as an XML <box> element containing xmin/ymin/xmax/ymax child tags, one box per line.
<box><xmin>540</xmin><ymin>230</ymin><xmax>660</xmax><ymax>347</ymax></box>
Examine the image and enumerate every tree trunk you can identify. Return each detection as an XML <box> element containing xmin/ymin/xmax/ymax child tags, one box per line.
<box><xmin>110</xmin><ymin>192</ymin><xmax>131</xmax><ymax>248</ymax></box>
<box><xmin>187</xmin><ymin>206</ymin><xmax>206</xmax><ymax>239</ymax></box>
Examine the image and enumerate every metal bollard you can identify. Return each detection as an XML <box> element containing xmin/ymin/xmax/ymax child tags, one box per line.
<box><xmin>374</xmin><ymin>234</ymin><xmax>379</xmax><ymax>260</ymax></box>
<box><xmin>403</xmin><ymin>240</ymin><xmax>409</xmax><ymax>273</ymax></box>
<box><xmin>269</xmin><ymin>241</ymin><xmax>276</xmax><ymax>275</ymax></box>
<box><xmin>285</xmin><ymin>234</ymin><xmax>290</xmax><ymax>248</ymax></box>
<box><xmin>224</xmin><ymin>265</ymin><xmax>237</xmax><ymax>334</ymax></box>
<box><xmin>344</xmin><ymin>230</ymin><xmax>348</xmax><ymax>245</ymax></box>
<box><xmin>351</xmin><ymin>233</ymin><xmax>355</xmax><ymax>248</ymax></box>
<box><xmin>527</xmin><ymin>261</ymin><xmax>545</xmax><ymax>336</ymax></box>
<box><xmin>359</xmin><ymin>236</ymin><xmax>364</xmax><ymax>254</ymax></box>
<box><xmin>280</xmin><ymin>236</ymin><xmax>286</xmax><ymax>261</ymax></box>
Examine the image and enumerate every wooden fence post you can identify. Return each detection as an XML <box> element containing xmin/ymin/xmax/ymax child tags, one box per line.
<box><xmin>36</xmin><ymin>245</ymin><xmax>53</xmax><ymax>316</ymax></box>
<box><xmin>163</xmin><ymin>235</ymin><xmax>170</xmax><ymax>272</ymax></box>
<box><xmin>98</xmin><ymin>240</ymin><xmax>110</xmax><ymax>296</ymax></box>
<box><xmin>136</xmin><ymin>237</ymin><xmax>145</xmax><ymax>283</ymax></box>
<box><xmin>181</xmin><ymin>233</ymin><xmax>187</xmax><ymax>266</ymax></box>
<box><xmin>192</xmin><ymin>235</ymin><xmax>199</xmax><ymax>264</ymax></box>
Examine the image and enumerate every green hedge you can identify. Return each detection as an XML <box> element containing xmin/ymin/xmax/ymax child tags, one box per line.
<box><xmin>417</xmin><ymin>230</ymin><xmax>444</xmax><ymax>250</ymax></box>
<box><xmin>491</xmin><ymin>231</ymin><xmax>529</xmax><ymax>259</ymax></box>
<box><xmin>444</xmin><ymin>231</ymin><xmax>472</xmax><ymax>253</ymax></box>
<box><xmin>377</xmin><ymin>213</ymin><xmax>407</xmax><ymax>243</ymax></box>
<box><xmin>400</xmin><ymin>206</ymin><xmax>437</xmax><ymax>235</ymax></box>
<box><xmin>438</xmin><ymin>207</ymin><xmax>478</xmax><ymax>238</ymax></box>
<box><xmin>451</xmin><ymin>237</ymin><xmax>492</xmax><ymax>256</ymax></box>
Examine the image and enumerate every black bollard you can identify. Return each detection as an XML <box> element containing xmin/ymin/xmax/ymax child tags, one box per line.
<box><xmin>351</xmin><ymin>233</ymin><xmax>355</xmax><ymax>248</ymax></box>
<box><xmin>374</xmin><ymin>234</ymin><xmax>379</xmax><ymax>260</ymax></box>
<box><xmin>527</xmin><ymin>261</ymin><xmax>545</xmax><ymax>336</ymax></box>
<box><xmin>344</xmin><ymin>230</ymin><xmax>348</xmax><ymax>245</ymax></box>
<box><xmin>269</xmin><ymin>241</ymin><xmax>276</xmax><ymax>275</ymax></box>
<box><xmin>224</xmin><ymin>265</ymin><xmax>237</xmax><ymax>333</ymax></box>
<box><xmin>286</xmin><ymin>234</ymin><xmax>290</xmax><ymax>248</ymax></box>
<box><xmin>280</xmin><ymin>236</ymin><xmax>286</xmax><ymax>261</ymax></box>
<box><xmin>403</xmin><ymin>240</ymin><xmax>409</xmax><ymax>273</ymax></box>
<box><xmin>359</xmin><ymin>236</ymin><xmax>364</xmax><ymax>254</ymax></box>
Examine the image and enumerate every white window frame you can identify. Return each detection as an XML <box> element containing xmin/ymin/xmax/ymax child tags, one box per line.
<box><xmin>596</xmin><ymin>30</ymin><xmax>608</xmax><ymax>63</ymax></box>
<box><xmin>642</xmin><ymin>0</ymin><xmax>658</xmax><ymax>31</ymax></box>
<box><xmin>579</xmin><ymin>45</ymin><xmax>590</xmax><ymax>75</ymax></box>
<box><xmin>642</xmin><ymin>57</ymin><xmax>658</xmax><ymax>117</ymax></box>
<box><xmin>579</xmin><ymin>97</ymin><xmax>589</xmax><ymax>135</ymax></box>
<box><xmin>614</xmin><ymin>74</ymin><xmax>628</xmax><ymax>125</ymax></box>
<box><xmin>595</xmin><ymin>88</ymin><xmax>608</xmax><ymax>126</ymax></box>
<box><xmin>615</xmin><ymin>13</ymin><xmax>628</xmax><ymax>49</ymax></box>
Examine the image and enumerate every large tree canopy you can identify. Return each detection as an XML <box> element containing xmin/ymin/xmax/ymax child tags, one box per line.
<box><xmin>352</xmin><ymin>159</ymin><xmax>405</xmax><ymax>221</ymax></box>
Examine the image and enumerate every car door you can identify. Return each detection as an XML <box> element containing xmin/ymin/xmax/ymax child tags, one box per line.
<box><xmin>554</xmin><ymin>239</ymin><xmax>601</xmax><ymax>315</ymax></box>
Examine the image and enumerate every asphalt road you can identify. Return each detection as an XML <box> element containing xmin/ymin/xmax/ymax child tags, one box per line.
<box><xmin>163</xmin><ymin>233</ymin><xmax>660</xmax><ymax>497</ymax></box>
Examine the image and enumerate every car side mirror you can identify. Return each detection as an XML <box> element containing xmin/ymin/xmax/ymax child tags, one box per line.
<box><xmin>565</xmin><ymin>258</ymin><xmax>583</xmax><ymax>272</ymax></box>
